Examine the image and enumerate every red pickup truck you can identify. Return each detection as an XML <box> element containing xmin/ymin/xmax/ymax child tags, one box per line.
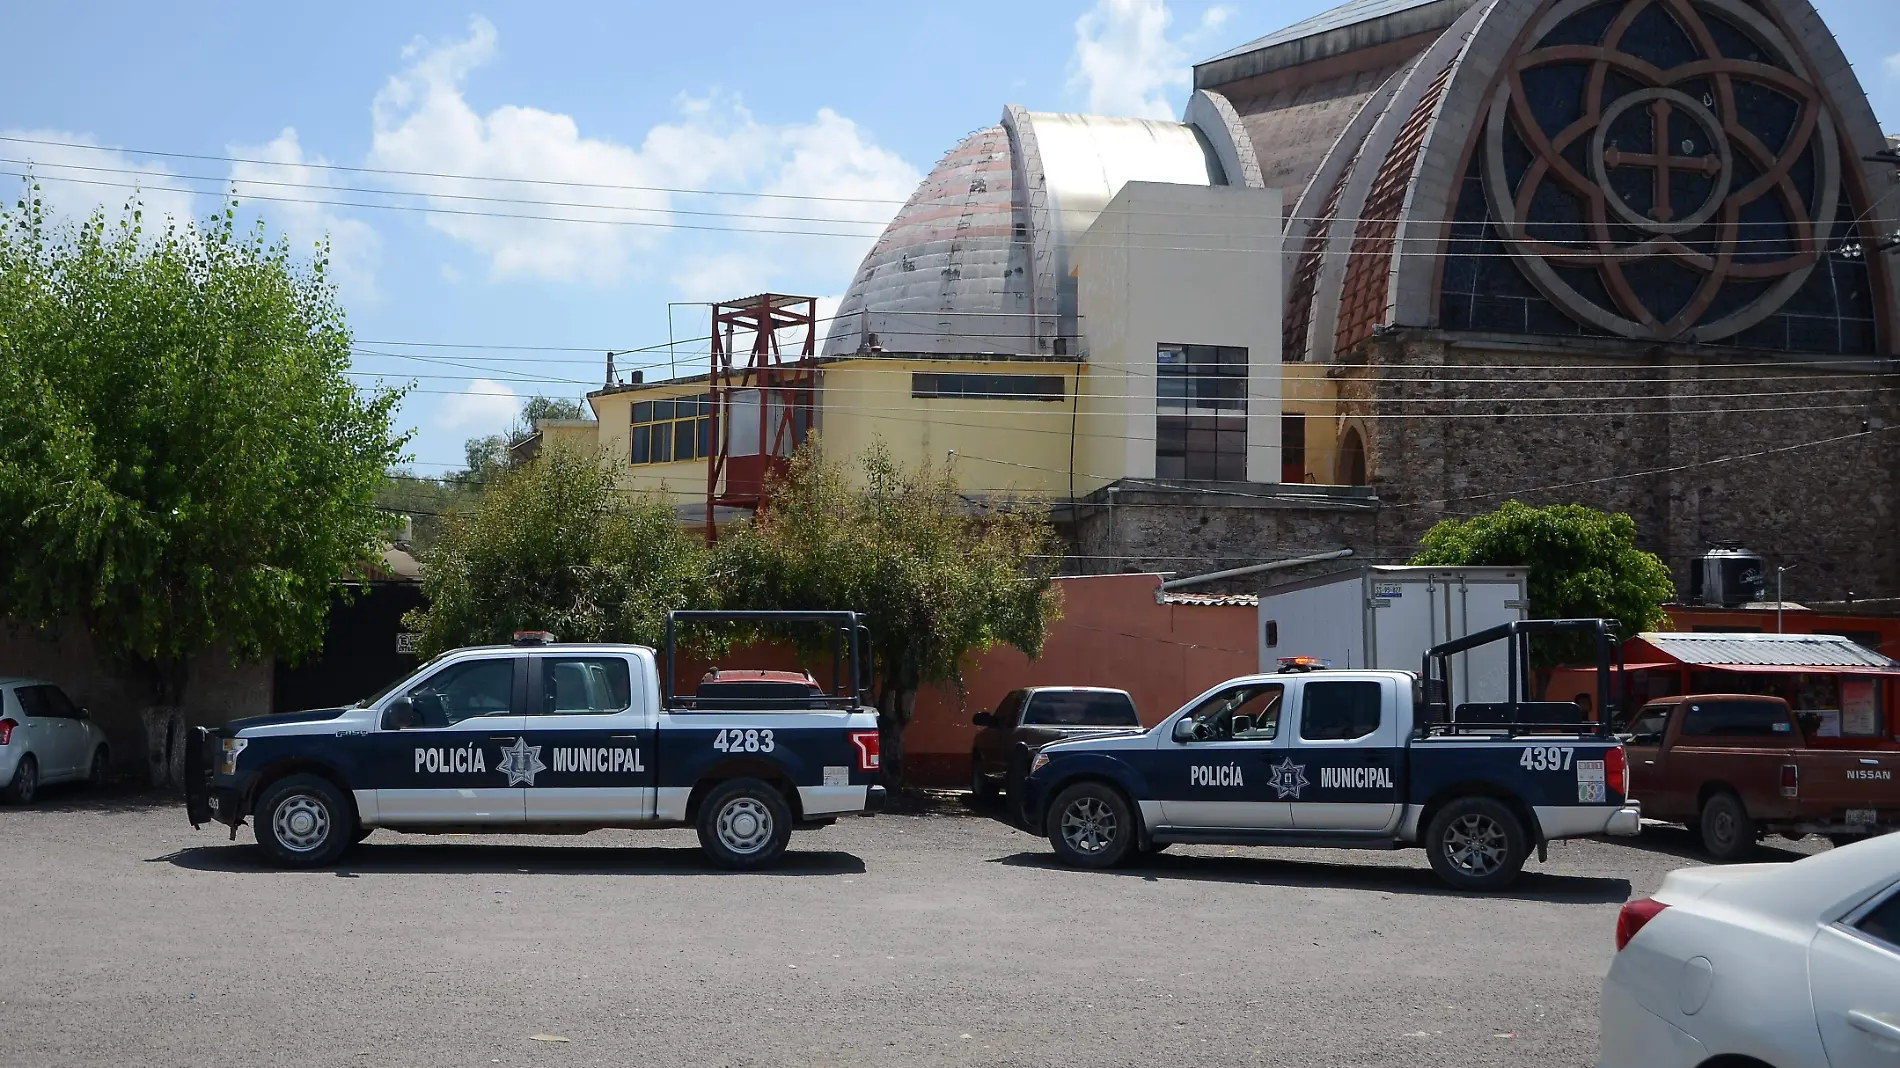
<box><xmin>1624</xmin><ymin>694</ymin><xmax>1899</xmax><ymax>861</ymax></box>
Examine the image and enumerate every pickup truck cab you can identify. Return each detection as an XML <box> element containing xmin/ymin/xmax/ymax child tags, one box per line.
<box><xmin>1018</xmin><ymin>620</ymin><xmax>1643</xmax><ymax>891</ymax></box>
<box><xmin>1625</xmin><ymin>694</ymin><xmax>1900</xmax><ymax>860</ymax></box>
<box><xmin>186</xmin><ymin>611</ymin><xmax>884</xmax><ymax>871</ymax></box>
<box><xmin>968</xmin><ymin>687</ymin><xmax>1142</xmax><ymax>802</ymax></box>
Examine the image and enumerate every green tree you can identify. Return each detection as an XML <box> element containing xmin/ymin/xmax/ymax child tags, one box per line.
<box><xmin>0</xmin><ymin>189</ymin><xmax>406</xmax><ymax>707</ymax></box>
<box><xmin>716</xmin><ymin>443</ymin><xmax>1063</xmax><ymax>787</ymax></box>
<box><xmin>1409</xmin><ymin>501</ymin><xmax>1674</xmax><ymax>671</ymax></box>
<box><xmin>404</xmin><ymin>443</ymin><xmax>714</xmax><ymax>655</ymax></box>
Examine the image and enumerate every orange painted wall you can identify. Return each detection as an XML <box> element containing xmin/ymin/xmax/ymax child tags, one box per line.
<box><xmin>672</xmin><ymin>574</ymin><xmax>1259</xmax><ymax>787</ymax></box>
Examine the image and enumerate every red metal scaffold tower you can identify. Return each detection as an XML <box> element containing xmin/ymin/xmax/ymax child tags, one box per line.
<box><xmin>705</xmin><ymin>294</ymin><xmax>817</xmax><ymax>542</ymax></box>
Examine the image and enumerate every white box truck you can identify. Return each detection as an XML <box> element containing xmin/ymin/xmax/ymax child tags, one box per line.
<box><xmin>1258</xmin><ymin>566</ymin><xmax>1529</xmax><ymax>707</ymax></box>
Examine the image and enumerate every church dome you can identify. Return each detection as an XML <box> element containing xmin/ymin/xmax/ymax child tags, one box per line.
<box><xmin>824</xmin><ymin>106</ymin><xmax>1251</xmax><ymax>357</ymax></box>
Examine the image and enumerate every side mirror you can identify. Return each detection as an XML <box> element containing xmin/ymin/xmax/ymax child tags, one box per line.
<box><xmin>1171</xmin><ymin>718</ymin><xmax>1198</xmax><ymax>743</ymax></box>
<box><xmin>382</xmin><ymin>697</ymin><xmax>419</xmax><ymax>731</ymax></box>
<box><xmin>1231</xmin><ymin>714</ymin><xmax>1253</xmax><ymax>735</ymax></box>
<box><xmin>972</xmin><ymin>712</ymin><xmax>996</xmax><ymax>728</ymax></box>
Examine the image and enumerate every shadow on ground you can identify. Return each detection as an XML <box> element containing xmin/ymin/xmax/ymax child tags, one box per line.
<box><xmin>991</xmin><ymin>849</ymin><xmax>1633</xmax><ymax>904</ymax></box>
<box><xmin>7</xmin><ymin>782</ymin><xmax>180</xmax><ymax>814</ymax></box>
<box><xmin>152</xmin><ymin>841</ymin><xmax>867</xmax><ymax>877</ymax></box>
<box><xmin>1607</xmin><ymin>823</ymin><xmax>1815</xmax><ymax>864</ymax></box>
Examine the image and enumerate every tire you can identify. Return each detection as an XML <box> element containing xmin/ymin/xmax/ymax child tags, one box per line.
<box><xmin>2</xmin><ymin>756</ymin><xmax>37</xmax><ymax>805</ymax></box>
<box><xmin>969</xmin><ymin>756</ymin><xmax>998</xmax><ymax>803</ymax></box>
<box><xmin>253</xmin><ymin>774</ymin><xmax>353</xmax><ymax>868</ymax></box>
<box><xmin>1698</xmin><ymin>791</ymin><xmax>1756</xmax><ymax>862</ymax></box>
<box><xmin>87</xmin><ymin>747</ymin><xmax>109</xmax><ymax>788</ymax></box>
<box><xmin>1425</xmin><ymin>796</ymin><xmax>1530</xmax><ymax>892</ymax></box>
<box><xmin>1044</xmin><ymin>781</ymin><xmax>1136</xmax><ymax>869</ymax></box>
<box><xmin>696</xmin><ymin>778</ymin><xmax>794</xmax><ymax>871</ymax></box>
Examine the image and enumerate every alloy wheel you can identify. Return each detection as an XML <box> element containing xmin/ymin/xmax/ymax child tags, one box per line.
<box><xmin>1442</xmin><ymin>812</ymin><xmax>1506</xmax><ymax>877</ymax></box>
<box><xmin>1060</xmin><ymin>797</ymin><xmax>1118</xmax><ymax>855</ymax></box>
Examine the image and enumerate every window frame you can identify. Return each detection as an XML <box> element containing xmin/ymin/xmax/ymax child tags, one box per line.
<box><xmin>532</xmin><ymin>655</ymin><xmax>634</xmax><ymax>717</ymax></box>
<box><xmin>1297</xmin><ymin>679</ymin><xmax>1384</xmax><ymax>742</ymax></box>
<box><xmin>1175</xmin><ymin>682</ymin><xmax>1286</xmax><ymax>743</ymax></box>
<box><xmin>399</xmin><ymin>657</ymin><xmax>520</xmax><ymax>728</ymax></box>
<box><xmin>630</xmin><ymin>393</ymin><xmax>713</xmax><ymax>466</ymax></box>
<box><xmin>1019</xmin><ymin>691</ymin><xmax>1140</xmax><ymax>728</ymax></box>
<box><xmin>1836</xmin><ymin>877</ymin><xmax>1900</xmax><ymax>955</ymax></box>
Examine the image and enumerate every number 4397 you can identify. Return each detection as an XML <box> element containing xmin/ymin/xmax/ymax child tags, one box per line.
<box><xmin>1519</xmin><ymin>746</ymin><xmax>1574</xmax><ymax>771</ymax></box>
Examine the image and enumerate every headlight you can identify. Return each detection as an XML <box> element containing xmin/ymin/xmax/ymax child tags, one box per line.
<box><xmin>219</xmin><ymin>737</ymin><xmax>248</xmax><ymax>775</ymax></box>
<box><xmin>1030</xmin><ymin>751</ymin><xmax>1050</xmax><ymax>774</ymax></box>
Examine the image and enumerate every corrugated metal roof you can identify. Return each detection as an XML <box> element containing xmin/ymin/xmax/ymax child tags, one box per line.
<box><xmin>1637</xmin><ymin>632</ymin><xmax>1899</xmax><ymax>669</ymax></box>
<box><xmin>1158</xmin><ymin>591</ymin><xmax>1260</xmax><ymax>606</ymax></box>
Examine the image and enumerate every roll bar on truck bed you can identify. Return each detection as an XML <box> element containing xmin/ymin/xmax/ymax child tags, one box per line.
<box><xmin>1419</xmin><ymin>618</ymin><xmax>1623</xmax><ymax>736</ymax></box>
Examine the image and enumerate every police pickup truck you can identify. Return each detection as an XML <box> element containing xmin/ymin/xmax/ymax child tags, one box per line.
<box><xmin>186</xmin><ymin>611</ymin><xmax>884</xmax><ymax>871</ymax></box>
<box><xmin>1018</xmin><ymin>620</ymin><xmax>1643</xmax><ymax>891</ymax></box>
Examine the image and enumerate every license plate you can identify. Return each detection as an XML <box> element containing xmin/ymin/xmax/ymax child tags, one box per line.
<box><xmin>1847</xmin><ymin>808</ymin><xmax>1876</xmax><ymax>827</ymax></box>
<box><xmin>208</xmin><ymin>796</ymin><xmax>222</xmax><ymax>816</ymax></box>
<box><xmin>1578</xmin><ymin>781</ymin><xmax>1606</xmax><ymax>803</ymax></box>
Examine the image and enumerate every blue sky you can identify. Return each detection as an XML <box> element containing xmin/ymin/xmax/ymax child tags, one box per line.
<box><xmin>4</xmin><ymin>0</ymin><xmax>1897</xmax><ymax>472</ymax></box>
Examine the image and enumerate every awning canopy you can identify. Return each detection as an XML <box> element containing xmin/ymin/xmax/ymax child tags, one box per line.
<box><xmin>1634</xmin><ymin>632</ymin><xmax>1899</xmax><ymax>671</ymax></box>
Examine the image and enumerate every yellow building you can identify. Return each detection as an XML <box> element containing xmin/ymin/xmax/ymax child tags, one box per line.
<box><xmin>536</xmin><ymin>107</ymin><xmax>1365</xmax><ymax>546</ymax></box>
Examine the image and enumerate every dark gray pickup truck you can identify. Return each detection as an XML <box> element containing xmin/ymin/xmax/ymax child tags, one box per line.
<box><xmin>969</xmin><ymin>687</ymin><xmax>1143</xmax><ymax>802</ymax></box>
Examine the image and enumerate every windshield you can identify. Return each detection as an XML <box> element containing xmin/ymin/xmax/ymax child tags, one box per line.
<box><xmin>1023</xmin><ymin>691</ymin><xmax>1140</xmax><ymax>727</ymax></box>
<box><xmin>353</xmin><ymin>654</ymin><xmax>446</xmax><ymax>708</ymax></box>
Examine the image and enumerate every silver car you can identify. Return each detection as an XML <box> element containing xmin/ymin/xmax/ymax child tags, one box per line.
<box><xmin>0</xmin><ymin>678</ymin><xmax>111</xmax><ymax>804</ymax></box>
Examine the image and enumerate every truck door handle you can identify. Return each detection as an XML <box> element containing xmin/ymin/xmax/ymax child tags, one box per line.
<box><xmin>1849</xmin><ymin>1010</ymin><xmax>1900</xmax><ymax>1048</ymax></box>
<box><xmin>609</xmin><ymin>734</ymin><xmax>641</xmax><ymax>740</ymax></box>
<box><xmin>490</xmin><ymin>735</ymin><xmax>519</xmax><ymax>742</ymax></box>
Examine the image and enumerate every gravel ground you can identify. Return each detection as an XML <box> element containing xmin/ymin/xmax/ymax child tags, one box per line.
<box><xmin>0</xmin><ymin>786</ymin><xmax>1825</xmax><ymax>1068</ymax></box>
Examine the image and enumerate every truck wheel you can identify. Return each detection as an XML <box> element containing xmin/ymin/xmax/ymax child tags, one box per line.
<box><xmin>1045</xmin><ymin>782</ymin><xmax>1135</xmax><ymax>869</ymax></box>
<box><xmin>969</xmin><ymin>757</ymin><xmax>998</xmax><ymax>803</ymax></box>
<box><xmin>1425</xmin><ymin>797</ymin><xmax>1529</xmax><ymax>891</ymax></box>
<box><xmin>254</xmin><ymin>774</ymin><xmax>352</xmax><ymax>868</ymax></box>
<box><xmin>697</xmin><ymin>778</ymin><xmax>793</xmax><ymax>871</ymax></box>
<box><xmin>1698</xmin><ymin>792</ymin><xmax>1756</xmax><ymax>862</ymax></box>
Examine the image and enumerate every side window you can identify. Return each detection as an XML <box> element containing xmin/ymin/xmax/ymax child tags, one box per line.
<box><xmin>403</xmin><ymin>659</ymin><xmax>516</xmax><ymax>727</ymax></box>
<box><xmin>17</xmin><ymin>686</ymin><xmax>54</xmax><ymax>718</ymax></box>
<box><xmin>993</xmin><ymin>691</ymin><xmax>1027</xmax><ymax>729</ymax></box>
<box><xmin>538</xmin><ymin>657</ymin><xmax>633</xmax><ymax>715</ymax></box>
<box><xmin>1627</xmin><ymin>705</ymin><xmax>1672</xmax><ymax>742</ymax></box>
<box><xmin>1179</xmin><ymin>683</ymin><xmax>1285</xmax><ymax>741</ymax></box>
<box><xmin>1300</xmin><ymin>681</ymin><xmax>1382</xmax><ymax>741</ymax></box>
<box><xmin>1681</xmin><ymin>700</ymin><xmax>1791</xmax><ymax>737</ymax></box>
<box><xmin>39</xmin><ymin>686</ymin><xmax>80</xmax><ymax>719</ymax></box>
<box><xmin>1854</xmin><ymin>886</ymin><xmax>1900</xmax><ymax>950</ymax></box>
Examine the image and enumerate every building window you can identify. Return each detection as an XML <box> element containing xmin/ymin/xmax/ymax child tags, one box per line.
<box><xmin>1157</xmin><ymin>344</ymin><xmax>1247</xmax><ymax>481</ymax></box>
<box><xmin>912</xmin><ymin>372</ymin><xmax>1065</xmax><ymax>401</ymax></box>
<box><xmin>631</xmin><ymin>394</ymin><xmax>712</xmax><ymax>465</ymax></box>
<box><xmin>1281</xmin><ymin>413</ymin><xmax>1306</xmax><ymax>484</ymax></box>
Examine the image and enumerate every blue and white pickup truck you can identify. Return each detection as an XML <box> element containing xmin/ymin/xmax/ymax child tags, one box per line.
<box><xmin>1018</xmin><ymin>620</ymin><xmax>1643</xmax><ymax>890</ymax></box>
<box><xmin>186</xmin><ymin>611</ymin><xmax>884</xmax><ymax>871</ymax></box>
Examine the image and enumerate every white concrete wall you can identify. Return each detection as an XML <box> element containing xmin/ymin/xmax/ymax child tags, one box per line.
<box><xmin>1073</xmin><ymin>181</ymin><xmax>1283</xmax><ymax>492</ymax></box>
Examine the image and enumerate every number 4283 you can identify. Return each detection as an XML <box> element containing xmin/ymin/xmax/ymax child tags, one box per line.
<box><xmin>712</xmin><ymin>728</ymin><xmax>774</xmax><ymax>754</ymax></box>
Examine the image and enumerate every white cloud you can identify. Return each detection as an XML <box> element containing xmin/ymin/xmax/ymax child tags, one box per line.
<box><xmin>0</xmin><ymin>129</ymin><xmax>199</xmax><ymax>229</ymax></box>
<box><xmin>1068</xmin><ymin>0</ymin><xmax>1234</xmax><ymax>120</ymax></box>
<box><xmin>1886</xmin><ymin>51</ymin><xmax>1900</xmax><ymax>78</ymax></box>
<box><xmin>366</xmin><ymin>17</ymin><xmax>918</xmax><ymax>291</ymax></box>
<box><xmin>436</xmin><ymin>377</ymin><xmax>520</xmax><ymax>433</ymax></box>
<box><xmin>227</xmin><ymin>128</ymin><xmax>381</xmax><ymax>303</ymax></box>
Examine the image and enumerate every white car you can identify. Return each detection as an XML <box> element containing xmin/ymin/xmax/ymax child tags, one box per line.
<box><xmin>1600</xmin><ymin>833</ymin><xmax>1900</xmax><ymax>1068</ymax></box>
<box><xmin>0</xmin><ymin>678</ymin><xmax>112</xmax><ymax>804</ymax></box>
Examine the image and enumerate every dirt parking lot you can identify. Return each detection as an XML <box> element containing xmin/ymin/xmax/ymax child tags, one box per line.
<box><xmin>0</xmin><ymin>788</ymin><xmax>1824</xmax><ymax>1068</ymax></box>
